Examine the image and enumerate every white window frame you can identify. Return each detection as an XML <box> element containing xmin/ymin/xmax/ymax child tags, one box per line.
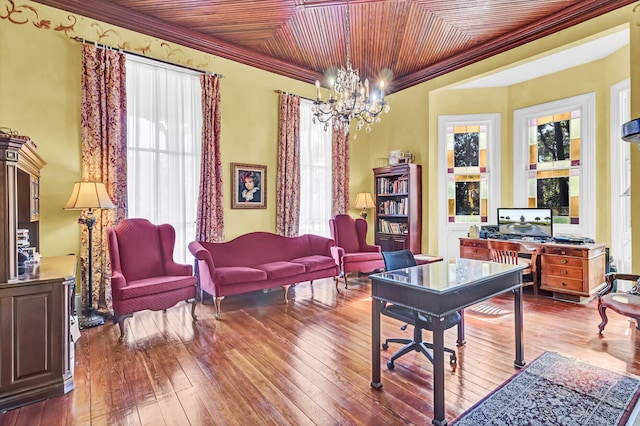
<box><xmin>438</xmin><ymin>113</ymin><xmax>501</xmax><ymax>259</ymax></box>
<box><xmin>299</xmin><ymin>98</ymin><xmax>332</xmax><ymax>238</ymax></box>
<box><xmin>513</xmin><ymin>93</ymin><xmax>596</xmax><ymax>238</ymax></box>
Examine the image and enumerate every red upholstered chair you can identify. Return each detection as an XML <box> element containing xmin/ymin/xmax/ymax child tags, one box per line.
<box><xmin>329</xmin><ymin>214</ymin><xmax>384</xmax><ymax>289</ymax></box>
<box><xmin>107</xmin><ymin>218</ymin><xmax>197</xmax><ymax>342</ymax></box>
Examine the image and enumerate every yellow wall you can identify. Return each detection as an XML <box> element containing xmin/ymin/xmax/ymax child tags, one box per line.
<box><xmin>1</xmin><ymin>1</ymin><xmax>639</xmax><ymax>270</ymax></box>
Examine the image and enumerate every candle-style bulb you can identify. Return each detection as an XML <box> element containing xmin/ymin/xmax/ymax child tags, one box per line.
<box><xmin>315</xmin><ymin>80</ymin><xmax>320</xmax><ymax>101</ymax></box>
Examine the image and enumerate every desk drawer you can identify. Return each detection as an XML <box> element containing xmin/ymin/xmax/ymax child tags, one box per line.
<box><xmin>545</xmin><ymin>264</ymin><xmax>583</xmax><ymax>280</ymax></box>
<box><xmin>460</xmin><ymin>246</ymin><xmax>490</xmax><ymax>260</ymax></box>
<box><xmin>542</xmin><ymin>275</ymin><xmax>584</xmax><ymax>292</ymax></box>
<box><xmin>542</xmin><ymin>246</ymin><xmax>588</xmax><ymax>258</ymax></box>
<box><xmin>542</xmin><ymin>255</ymin><xmax>583</xmax><ymax>268</ymax></box>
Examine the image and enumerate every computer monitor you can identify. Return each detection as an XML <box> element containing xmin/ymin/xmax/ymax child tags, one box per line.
<box><xmin>497</xmin><ymin>208</ymin><xmax>553</xmax><ymax>240</ymax></box>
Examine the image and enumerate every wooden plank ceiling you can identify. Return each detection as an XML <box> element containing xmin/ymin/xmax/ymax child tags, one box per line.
<box><xmin>33</xmin><ymin>0</ymin><xmax>635</xmax><ymax>93</ymax></box>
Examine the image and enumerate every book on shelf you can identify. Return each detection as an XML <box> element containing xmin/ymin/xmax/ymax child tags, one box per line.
<box><xmin>378</xmin><ymin>198</ymin><xmax>408</xmax><ymax>215</ymax></box>
<box><xmin>377</xmin><ymin>176</ymin><xmax>408</xmax><ymax>194</ymax></box>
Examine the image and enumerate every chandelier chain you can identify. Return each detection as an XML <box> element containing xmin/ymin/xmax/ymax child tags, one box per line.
<box><xmin>345</xmin><ymin>0</ymin><xmax>351</xmax><ymax>69</ymax></box>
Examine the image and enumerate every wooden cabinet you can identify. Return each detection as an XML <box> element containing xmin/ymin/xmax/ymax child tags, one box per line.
<box><xmin>459</xmin><ymin>238</ymin><xmax>490</xmax><ymax>260</ymax></box>
<box><xmin>539</xmin><ymin>243</ymin><xmax>606</xmax><ymax>302</ymax></box>
<box><xmin>0</xmin><ymin>256</ymin><xmax>76</xmax><ymax>412</ymax></box>
<box><xmin>373</xmin><ymin>164</ymin><xmax>421</xmax><ymax>253</ymax></box>
<box><xmin>0</xmin><ymin>134</ymin><xmax>45</xmax><ymax>282</ymax></box>
<box><xmin>0</xmin><ymin>135</ymin><xmax>73</xmax><ymax>412</ymax></box>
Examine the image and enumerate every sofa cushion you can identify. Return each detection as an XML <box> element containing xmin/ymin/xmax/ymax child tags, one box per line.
<box><xmin>291</xmin><ymin>255</ymin><xmax>337</xmax><ymax>272</ymax></box>
<box><xmin>216</xmin><ymin>266</ymin><xmax>268</xmax><ymax>285</ymax></box>
<box><xmin>343</xmin><ymin>252</ymin><xmax>383</xmax><ymax>264</ymax></box>
<box><xmin>256</xmin><ymin>261</ymin><xmax>306</xmax><ymax>279</ymax></box>
<box><xmin>119</xmin><ymin>275</ymin><xmax>196</xmax><ymax>300</ymax></box>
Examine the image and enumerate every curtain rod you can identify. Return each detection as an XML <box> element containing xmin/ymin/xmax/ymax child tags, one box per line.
<box><xmin>275</xmin><ymin>90</ymin><xmax>314</xmax><ymax>102</ymax></box>
<box><xmin>71</xmin><ymin>37</ymin><xmax>223</xmax><ymax>78</ymax></box>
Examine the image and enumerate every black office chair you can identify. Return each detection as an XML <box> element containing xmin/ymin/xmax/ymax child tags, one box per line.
<box><xmin>381</xmin><ymin>250</ymin><xmax>461</xmax><ymax>369</ymax></box>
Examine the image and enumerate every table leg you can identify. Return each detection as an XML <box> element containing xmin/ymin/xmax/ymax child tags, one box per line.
<box><xmin>431</xmin><ymin>317</ymin><xmax>447</xmax><ymax>426</ymax></box>
<box><xmin>456</xmin><ymin>309</ymin><xmax>466</xmax><ymax>346</ymax></box>
<box><xmin>371</xmin><ymin>299</ymin><xmax>383</xmax><ymax>389</ymax></box>
<box><xmin>513</xmin><ymin>286</ymin><xmax>525</xmax><ymax>368</ymax></box>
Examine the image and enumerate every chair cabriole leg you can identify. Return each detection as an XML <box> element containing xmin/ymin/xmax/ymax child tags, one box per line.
<box><xmin>190</xmin><ymin>298</ymin><xmax>197</xmax><ymax>321</ymax></box>
<box><xmin>283</xmin><ymin>284</ymin><xmax>291</xmax><ymax>303</ymax></box>
<box><xmin>214</xmin><ymin>296</ymin><xmax>224</xmax><ymax>320</ymax></box>
<box><xmin>117</xmin><ymin>313</ymin><xmax>132</xmax><ymax>343</ymax></box>
<box><xmin>597</xmin><ymin>301</ymin><xmax>608</xmax><ymax>333</ymax></box>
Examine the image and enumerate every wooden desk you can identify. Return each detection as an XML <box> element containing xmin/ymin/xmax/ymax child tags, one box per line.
<box><xmin>370</xmin><ymin>258</ymin><xmax>525</xmax><ymax>426</ymax></box>
<box><xmin>460</xmin><ymin>238</ymin><xmax>606</xmax><ymax>302</ymax></box>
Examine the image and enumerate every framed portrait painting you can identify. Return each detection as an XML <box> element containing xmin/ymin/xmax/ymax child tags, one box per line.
<box><xmin>231</xmin><ymin>163</ymin><xmax>267</xmax><ymax>209</ymax></box>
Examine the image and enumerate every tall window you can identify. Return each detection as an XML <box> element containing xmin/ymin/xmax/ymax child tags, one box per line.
<box><xmin>528</xmin><ymin>112</ymin><xmax>580</xmax><ymax>224</ymax></box>
<box><xmin>438</xmin><ymin>114</ymin><xmax>500</xmax><ymax>259</ymax></box>
<box><xmin>299</xmin><ymin>98</ymin><xmax>332</xmax><ymax>237</ymax></box>
<box><xmin>126</xmin><ymin>56</ymin><xmax>202</xmax><ymax>263</ymax></box>
<box><xmin>514</xmin><ymin>93</ymin><xmax>595</xmax><ymax>237</ymax></box>
<box><xmin>447</xmin><ymin>125</ymin><xmax>489</xmax><ymax>223</ymax></box>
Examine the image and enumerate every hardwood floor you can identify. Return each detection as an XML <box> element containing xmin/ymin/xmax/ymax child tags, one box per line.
<box><xmin>2</xmin><ymin>276</ymin><xmax>640</xmax><ymax>425</ymax></box>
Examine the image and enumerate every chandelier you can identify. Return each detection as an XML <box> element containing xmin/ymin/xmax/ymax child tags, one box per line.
<box><xmin>312</xmin><ymin>0</ymin><xmax>390</xmax><ymax>135</ymax></box>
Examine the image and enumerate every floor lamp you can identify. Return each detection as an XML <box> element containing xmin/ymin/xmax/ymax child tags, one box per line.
<box><xmin>65</xmin><ymin>181</ymin><xmax>115</xmax><ymax>329</ymax></box>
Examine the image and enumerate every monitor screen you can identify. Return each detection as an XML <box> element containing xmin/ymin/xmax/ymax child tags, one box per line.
<box><xmin>497</xmin><ymin>208</ymin><xmax>553</xmax><ymax>239</ymax></box>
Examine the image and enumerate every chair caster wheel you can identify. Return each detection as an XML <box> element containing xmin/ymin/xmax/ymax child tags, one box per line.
<box><xmin>382</xmin><ymin>342</ymin><xmax>388</xmax><ymax>350</ymax></box>
<box><xmin>387</xmin><ymin>360</ymin><xmax>395</xmax><ymax>370</ymax></box>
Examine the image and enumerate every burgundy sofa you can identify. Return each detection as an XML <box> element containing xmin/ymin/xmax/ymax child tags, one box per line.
<box><xmin>188</xmin><ymin>232</ymin><xmax>339</xmax><ymax>318</ymax></box>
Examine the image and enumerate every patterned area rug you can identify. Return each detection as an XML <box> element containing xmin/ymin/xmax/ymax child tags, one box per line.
<box><xmin>452</xmin><ymin>352</ymin><xmax>640</xmax><ymax>425</ymax></box>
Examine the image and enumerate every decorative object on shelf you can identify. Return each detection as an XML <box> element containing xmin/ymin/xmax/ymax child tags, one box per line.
<box><xmin>389</xmin><ymin>150</ymin><xmax>403</xmax><ymax>165</ymax></box>
<box><xmin>64</xmin><ymin>181</ymin><xmax>115</xmax><ymax>329</ymax></box>
<box><xmin>354</xmin><ymin>192</ymin><xmax>375</xmax><ymax>219</ymax></box>
<box><xmin>312</xmin><ymin>0</ymin><xmax>389</xmax><ymax>136</ymax></box>
<box><xmin>231</xmin><ymin>163</ymin><xmax>267</xmax><ymax>209</ymax></box>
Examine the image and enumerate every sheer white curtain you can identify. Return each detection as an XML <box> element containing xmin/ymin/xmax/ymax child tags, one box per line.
<box><xmin>299</xmin><ymin>98</ymin><xmax>332</xmax><ymax>237</ymax></box>
<box><xmin>126</xmin><ymin>55</ymin><xmax>202</xmax><ymax>263</ymax></box>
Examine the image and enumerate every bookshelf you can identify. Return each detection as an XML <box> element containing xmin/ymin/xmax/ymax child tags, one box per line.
<box><xmin>373</xmin><ymin>163</ymin><xmax>421</xmax><ymax>253</ymax></box>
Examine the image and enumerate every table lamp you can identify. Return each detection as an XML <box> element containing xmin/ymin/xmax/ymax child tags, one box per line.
<box><xmin>354</xmin><ymin>192</ymin><xmax>375</xmax><ymax>219</ymax></box>
<box><xmin>64</xmin><ymin>181</ymin><xmax>115</xmax><ymax>329</ymax></box>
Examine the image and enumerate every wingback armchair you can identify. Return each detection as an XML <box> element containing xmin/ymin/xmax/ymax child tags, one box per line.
<box><xmin>329</xmin><ymin>214</ymin><xmax>384</xmax><ymax>289</ymax></box>
<box><xmin>107</xmin><ymin>218</ymin><xmax>197</xmax><ymax>342</ymax></box>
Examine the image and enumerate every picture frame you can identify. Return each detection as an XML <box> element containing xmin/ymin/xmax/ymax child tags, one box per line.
<box><xmin>231</xmin><ymin>163</ymin><xmax>267</xmax><ymax>209</ymax></box>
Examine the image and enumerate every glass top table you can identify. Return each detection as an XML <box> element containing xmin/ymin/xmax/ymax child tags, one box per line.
<box><xmin>369</xmin><ymin>258</ymin><xmax>526</xmax><ymax>426</ymax></box>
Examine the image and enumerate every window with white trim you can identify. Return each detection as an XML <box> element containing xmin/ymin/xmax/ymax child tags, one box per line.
<box><xmin>299</xmin><ymin>98</ymin><xmax>332</xmax><ymax>237</ymax></box>
<box><xmin>513</xmin><ymin>93</ymin><xmax>596</xmax><ymax>237</ymax></box>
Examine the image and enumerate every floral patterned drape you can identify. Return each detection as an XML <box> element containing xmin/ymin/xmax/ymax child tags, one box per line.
<box><xmin>195</xmin><ymin>74</ymin><xmax>223</xmax><ymax>242</ymax></box>
<box><xmin>276</xmin><ymin>94</ymin><xmax>300</xmax><ymax>237</ymax></box>
<box><xmin>331</xmin><ymin>126</ymin><xmax>350</xmax><ymax>216</ymax></box>
<box><xmin>80</xmin><ymin>44</ymin><xmax>128</xmax><ymax>314</ymax></box>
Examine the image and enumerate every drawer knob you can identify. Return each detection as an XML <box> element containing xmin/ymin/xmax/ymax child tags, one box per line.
<box><xmin>561</xmin><ymin>270</ymin><xmax>567</xmax><ymax>275</ymax></box>
<box><xmin>562</xmin><ymin>282</ymin><xmax>567</xmax><ymax>286</ymax></box>
<box><xmin>561</xmin><ymin>259</ymin><xmax>567</xmax><ymax>264</ymax></box>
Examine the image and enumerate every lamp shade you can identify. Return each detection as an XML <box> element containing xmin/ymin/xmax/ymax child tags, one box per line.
<box><xmin>64</xmin><ymin>181</ymin><xmax>115</xmax><ymax>210</ymax></box>
<box><xmin>354</xmin><ymin>192</ymin><xmax>375</xmax><ymax>209</ymax></box>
